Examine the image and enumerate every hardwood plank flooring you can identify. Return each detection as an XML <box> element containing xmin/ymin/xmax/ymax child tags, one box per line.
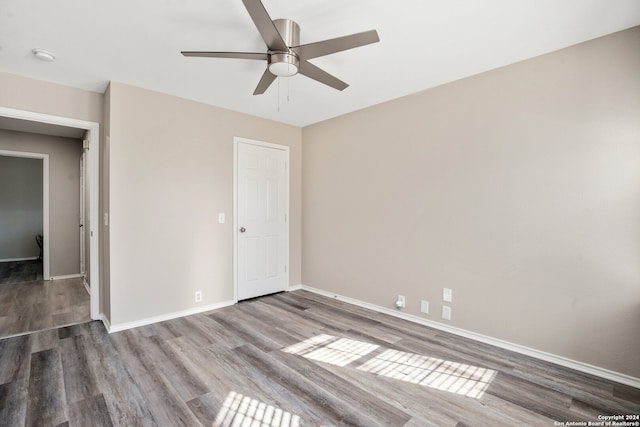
<box><xmin>26</xmin><ymin>347</ymin><xmax>68</xmax><ymax>426</ymax></box>
<box><xmin>0</xmin><ymin>260</ymin><xmax>43</xmax><ymax>285</ymax></box>
<box><xmin>0</xmin><ymin>289</ymin><xmax>638</xmax><ymax>426</ymax></box>
<box><xmin>0</xmin><ymin>277</ymin><xmax>90</xmax><ymax>339</ymax></box>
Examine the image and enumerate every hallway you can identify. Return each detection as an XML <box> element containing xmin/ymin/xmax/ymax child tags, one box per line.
<box><xmin>0</xmin><ymin>274</ymin><xmax>90</xmax><ymax>338</ymax></box>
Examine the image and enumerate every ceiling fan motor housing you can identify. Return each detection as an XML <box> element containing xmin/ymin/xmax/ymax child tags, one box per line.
<box><xmin>269</xmin><ymin>19</ymin><xmax>300</xmax><ymax>76</ymax></box>
<box><xmin>273</xmin><ymin>18</ymin><xmax>300</xmax><ymax>48</ymax></box>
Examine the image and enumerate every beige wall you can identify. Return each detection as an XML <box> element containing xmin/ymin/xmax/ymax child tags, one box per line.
<box><xmin>0</xmin><ymin>130</ymin><xmax>83</xmax><ymax>276</ymax></box>
<box><xmin>0</xmin><ymin>156</ymin><xmax>43</xmax><ymax>260</ymax></box>
<box><xmin>0</xmin><ymin>73</ymin><xmax>103</xmax><ymax>124</ymax></box>
<box><xmin>107</xmin><ymin>82</ymin><xmax>302</xmax><ymax>326</ymax></box>
<box><xmin>302</xmin><ymin>27</ymin><xmax>640</xmax><ymax>378</ymax></box>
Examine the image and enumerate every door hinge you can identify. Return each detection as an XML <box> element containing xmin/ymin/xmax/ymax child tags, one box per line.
<box><xmin>284</xmin><ymin>264</ymin><xmax>287</xmax><ymax>273</ymax></box>
<box><xmin>82</xmin><ymin>139</ymin><xmax>90</xmax><ymax>150</ymax></box>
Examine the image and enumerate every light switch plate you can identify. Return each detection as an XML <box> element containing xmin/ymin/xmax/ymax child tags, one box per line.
<box><xmin>218</xmin><ymin>213</ymin><xmax>225</xmax><ymax>224</ymax></box>
<box><xmin>443</xmin><ymin>288</ymin><xmax>452</xmax><ymax>302</ymax></box>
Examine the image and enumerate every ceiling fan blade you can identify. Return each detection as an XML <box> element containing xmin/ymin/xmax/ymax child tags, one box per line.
<box><xmin>241</xmin><ymin>0</ymin><xmax>288</xmax><ymax>51</ymax></box>
<box><xmin>253</xmin><ymin>67</ymin><xmax>277</xmax><ymax>95</ymax></box>
<box><xmin>292</xmin><ymin>30</ymin><xmax>379</xmax><ymax>60</ymax></box>
<box><xmin>298</xmin><ymin>60</ymin><xmax>348</xmax><ymax>91</ymax></box>
<box><xmin>181</xmin><ymin>51</ymin><xmax>269</xmax><ymax>60</ymax></box>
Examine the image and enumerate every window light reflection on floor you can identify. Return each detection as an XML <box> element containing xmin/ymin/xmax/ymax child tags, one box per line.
<box><xmin>282</xmin><ymin>333</ymin><xmax>379</xmax><ymax>367</ymax></box>
<box><xmin>282</xmin><ymin>335</ymin><xmax>496</xmax><ymax>399</ymax></box>
<box><xmin>357</xmin><ymin>348</ymin><xmax>496</xmax><ymax>398</ymax></box>
<box><xmin>214</xmin><ymin>391</ymin><xmax>300</xmax><ymax>427</ymax></box>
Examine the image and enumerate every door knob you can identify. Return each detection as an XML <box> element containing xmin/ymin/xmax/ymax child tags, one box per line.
<box><xmin>239</xmin><ymin>227</ymin><xmax>246</xmax><ymax>233</ymax></box>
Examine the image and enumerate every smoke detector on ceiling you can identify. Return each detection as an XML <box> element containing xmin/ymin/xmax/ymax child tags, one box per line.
<box><xmin>32</xmin><ymin>48</ymin><xmax>56</xmax><ymax>62</ymax></box>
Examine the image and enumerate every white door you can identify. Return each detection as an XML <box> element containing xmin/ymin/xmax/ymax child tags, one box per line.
<box><xmin>235</xmin><ymin>139</ymin><xmax>289</xmax><ymax>301</ymax></box>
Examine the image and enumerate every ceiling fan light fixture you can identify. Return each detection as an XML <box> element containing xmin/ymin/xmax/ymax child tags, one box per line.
<box><xmin>268</xmin><ymin>52</ymin><xmax>299</xmax><ymax>77</ymax></box>
<box><xmin>269</xmin><ymin>61</ymin><xmax>298</xmax><ymax>77</ymax></box>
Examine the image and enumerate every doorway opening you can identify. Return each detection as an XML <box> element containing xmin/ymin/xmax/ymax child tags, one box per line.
<box><xmin>0</xmin><ymin>107</ymin><xmax>100</xmax><ymax>322</ymax></box>
<box><xmin>0</xmin><ymin>151</ymin><xmax>49</xmax><ymax>282</ymax></box>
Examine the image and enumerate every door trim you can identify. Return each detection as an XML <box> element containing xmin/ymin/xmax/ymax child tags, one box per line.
<box><xmin>79</xmin><ymin>150</ymin><xmax>86</xmax><ymax>276</ymax></box>
<box><xmin>233</xmin><ymin>137</ymin><xmax>290</xmax><ymax>303</ymax></box>
<box><xmin>0</xmin><ymin>149</ymin><xmax>50</xmax><ymax>279</ymax></box>
<box><xmin>0</xmin><ymin>107</ymin><xmax>101</xmax><ymax>320</ymax></box>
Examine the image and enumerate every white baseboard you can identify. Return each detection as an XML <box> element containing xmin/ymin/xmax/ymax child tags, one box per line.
<box><xmin>100</xmin><ymin>313</ymin><xmax>111</xmax><ymax>332</ymax></box>
<box><xmin>105</xmin><ymin>286</ymin><xmax>304</xmax><ymax>334</ymax></box>
<box><xmin>82</xmin><ymin>277</ymin><xmax>90</xmax><ymax>295</ymax></box>
<box><xmin>298</xmin><ymin>284</ymin><xmax>640</xmax><ymax>389</ymax></box>
<box><xmin>49</xmin><ymin>273</ymin><xmax>84</xmax><ymax>281</ymax></box>
<box><xmin>0</xmin><ymin>257</ymin><xmax>39</xmax><ymax>263</ymax></box>
<box><xmin>107</xmin><ymin>300</ymin><xmax>236</xmax><ymax>333</ymax></box>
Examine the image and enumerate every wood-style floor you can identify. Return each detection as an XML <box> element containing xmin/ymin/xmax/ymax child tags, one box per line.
<box><xmin>0</xmin><ymin>260</ymin><xmax>43</xmax><ymax>285</ymax></box>
<box><xmin>0</xmin><ymin>276</ymin><xmax>90</xmax><ymax>338</ymax></box>
<box><xmin>0</xmin><ymin>290</ymin><xmax>638</xmax><ymax>426</ymax></box>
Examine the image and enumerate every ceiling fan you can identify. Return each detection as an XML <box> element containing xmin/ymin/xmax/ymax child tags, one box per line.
<box><xmin>181</xmin><ymin>0</ymin><xmax>380</xmax><ymax>95</ymax></box>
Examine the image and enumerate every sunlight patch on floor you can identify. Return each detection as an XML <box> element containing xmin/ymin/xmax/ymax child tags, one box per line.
<box><xmin>357</xmin><ymin>348</ymin><xmax>496</xmax><ymax>398</ymax></box>
<box><xmin>214</xmin><ymin>391</ymin><xmax>300</xmax><ymax>427</ymax></box>
<box><xmin>282</xmin><ymin>334</ymin><xmax>496</xmax><ymax>399</ymax></box>
<box><xmin>282</xmin><ymin>333</ymin><xmax>379</xmax><ymax>367</ymax></box>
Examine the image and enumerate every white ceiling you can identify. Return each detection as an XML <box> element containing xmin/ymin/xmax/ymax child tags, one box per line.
<box><xmin>2</xmin><ymin>0</ymin><xmax>639</xmax><ymax>127</ymax></box>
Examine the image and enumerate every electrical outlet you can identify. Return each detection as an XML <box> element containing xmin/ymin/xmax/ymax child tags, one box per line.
<box><xmin>443</xmin><ymin>288</ymin><xmax>453</xmax><ymax>302</ymax></box>
<box><xmin>442</xmin><ymin>305</ymin><xmax>451</xmax><ymax>320</ymax></box>
<box><xmin>396</xmin><ymin>295</ymin><xmax>406</xmax><ymax>309</ymax></box>
<box><xmin>421</xmin><ymin>300</ymin><xmax>429</xmax><ymax>314</ymax></box>
<box><xmin>195</xmin><ymin>291</ymin><xmax>202</xmax><ymax>303</ymax></box>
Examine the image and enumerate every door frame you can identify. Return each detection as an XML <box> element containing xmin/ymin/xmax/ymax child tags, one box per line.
<box><xmin>233</xmin><ymin>136</ymin><xmax>290</xmax><ymax>303</ymax></box>
<box><xmin>79</xmin><ymin>149</ymin><xmax>86</xmax><ymax>276</ymax></box>
<box><xmin>0</xmin><ymin>150</ymin><xmax>50</xmax><ymax>278</ymax></box>
<box><xmin>0</xmin><ymin>107</ymin><xmax>101</xmax><ymax>320</ymax></box>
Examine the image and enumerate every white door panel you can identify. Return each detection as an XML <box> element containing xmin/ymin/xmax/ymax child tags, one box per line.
<box><xmin>236</xmin><ymin>140</ymin><xmax>288</xmax><ymax>301</ymax></box>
